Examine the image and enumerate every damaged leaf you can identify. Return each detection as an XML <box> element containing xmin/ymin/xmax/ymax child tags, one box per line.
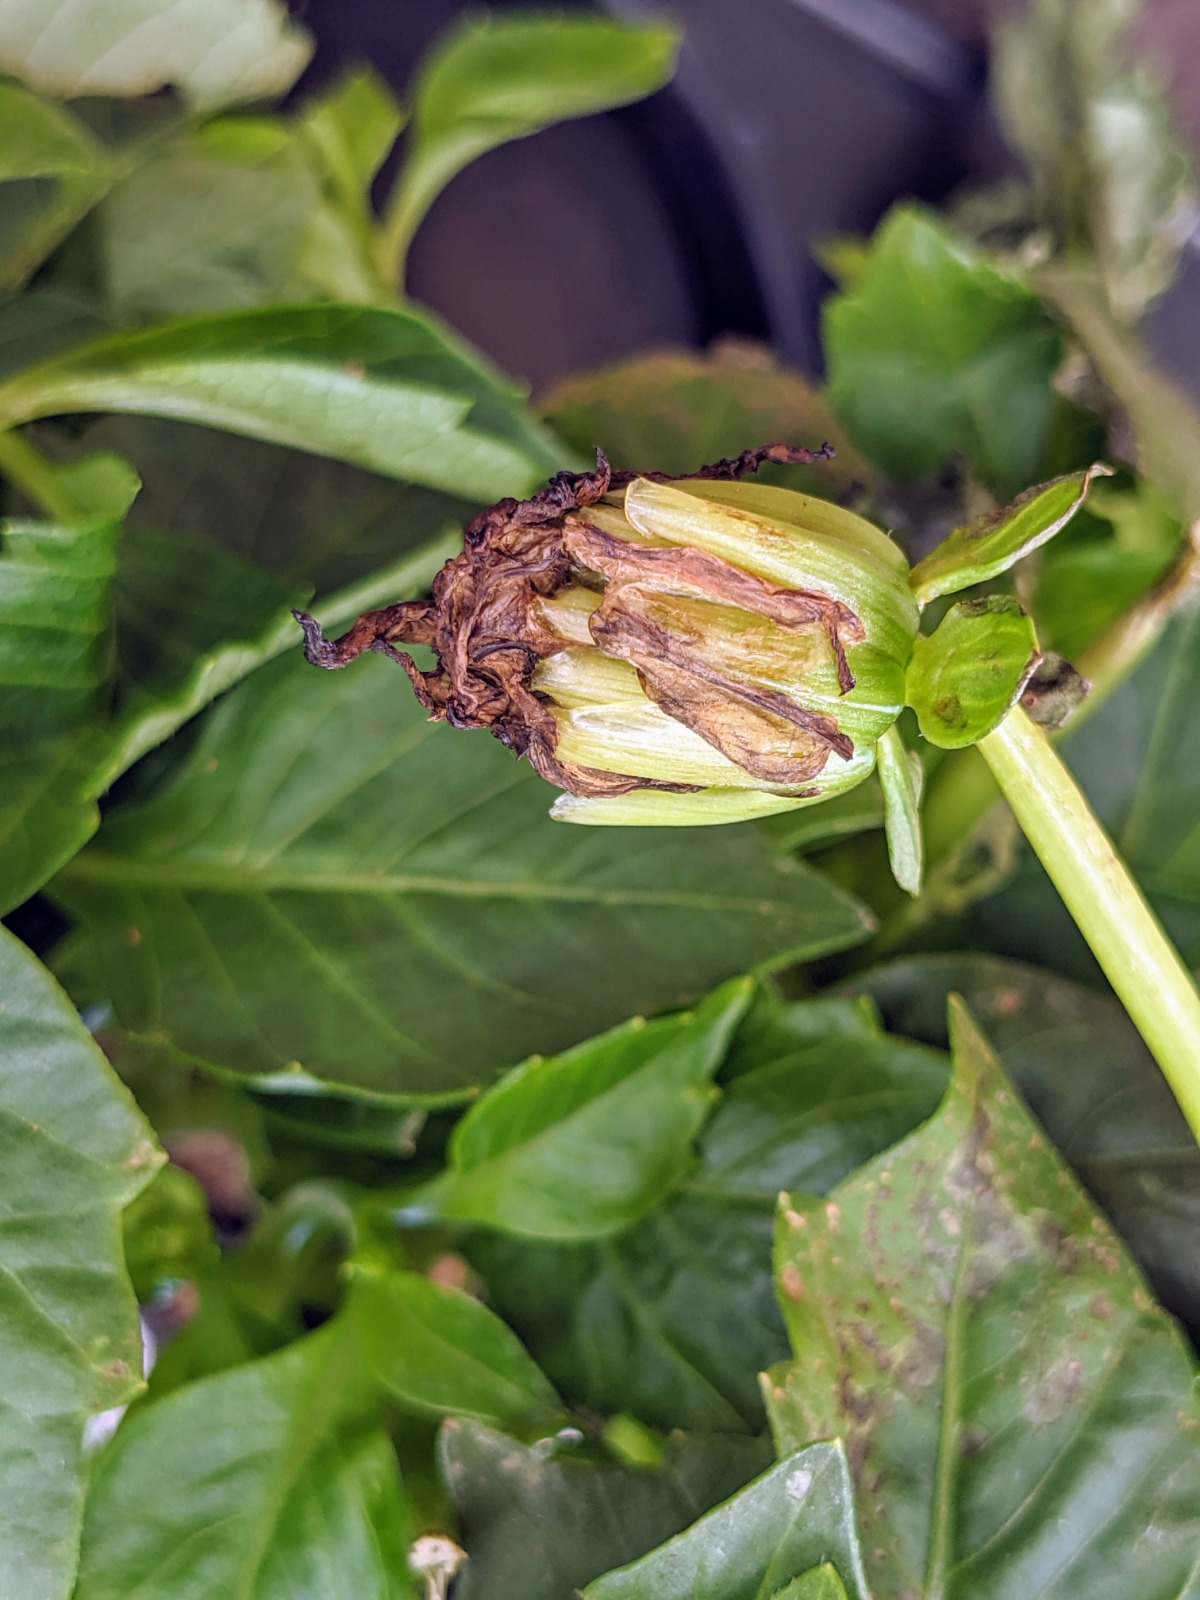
<box><xmin>766</xmin><ymin>999</ymin><xmax>1200</xmax><ymax>1600</ymax></box>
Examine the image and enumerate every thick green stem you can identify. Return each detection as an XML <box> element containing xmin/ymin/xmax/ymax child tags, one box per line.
<box><xmin>0</xmin><ymin>428</ymin><xmax>75</xmax><ymax>520</ymax></box>
<box><xmin>979</xmin><ymin>705</ymin><xmax>1200</xmax><ymax>1140</ymax></box>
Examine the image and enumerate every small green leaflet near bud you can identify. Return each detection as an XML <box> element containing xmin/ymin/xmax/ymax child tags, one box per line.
<box><xmin>294</xmin><ymin>444</ymin><xmax>920</xmax><ymax>828</ymax></box>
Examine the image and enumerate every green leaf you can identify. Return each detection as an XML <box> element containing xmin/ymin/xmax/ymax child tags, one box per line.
<box><xmin>543</xmin><ymin>344</ymin><xmax>871</xmax><ymax>493</ymax></box>
<box><xmin>0</xmin><ymin>288</ymin><xmax>108</xmax><ymax>381</ymax></box>
<box><xmin>0</xmin><ymin>736</ymin><xmax>106</xmax><ymax>916</ymax></box>
<box><xmin>756</xmin><ymin>775</ymin><xmax>885</xmax><ymax>857</ymax></box>
<box><xmin>585</xmin><ymin>1443</ymin><xmax>870</xmax><ymax>1600</ymax></box>
<box><xmin>824</xmin><ymin>207</ymin><xmax>1062</xmax><ymax>495</ymax></box>
<box><xmin>909</xmin><ymin>462</ymin><xmax>1112</xmax><ymax>604</ymax></box>
<box><xmin>0</xmin><ymin>0</ymin><xmax>312</xmax><ymax>112</ymax></box>
<box><xmin>104</xmin><ymin>522</ymin><xmax>303</xmax><ymax>770</ymax></box>
<box><xmin>51</xmin><ymin>649</ymin><xmax>873</xmax><ymax>1100</ymax></box>
<box><xmin>405</xmin><ymin>980</ymin><xmax>753</xmax><ymax>1238</ymax></box>
<box><xmin>441</xmin><ymin>1419</ymin><xmax>771</xmax><ymax>1600</ymax></box>
<box><xmin>1037</xmin><ymin>265</ymin><xmax>1200</xmax><ymax>521</ymax></box>
<box><xmin>767</xmin><ymin>999</ymin><xmax>1200</xmax><ymax>1600</ymax></box>
<box><xmin>77</xmin><ymin>412</ymin><xmax>472</xmax><ymax>596</ymax></box>
<box><xmin>74</xmin><ymin>1323</ymin><xmax>416</xmax><ymax>1600</ymax></box>
<box><xmin>383</xmin><ymin>14</ymin><xmax>679</xmax><ymax>277</ymax></box>
<box><xmin>1032</xmin><ymin>479</ymin><xmax>1181</xmax><ymax>661</ymax></box>
<box><xmin>121</xmin><ymin>1163</ymin><xmax>217</xmax><ymax>1302</ymax></box>
<box><xmin>294</xmin><ymin>68</ymin><xmax>405</xmax><ymax>304</ymax></box>
<box><xmin>349</xmin><ymin>1268</ymin><xmax>563</xmax><ymax>1432</ymax></box>
<box><xmin>0</xmin><ymin>304</ymin><xmax>566</xmax><ymax>503</ymax></box>
<box><xmin>0</xmin><ymin>926</ymin><xmax>161</xmax><ymax>1600</ymax></box>
<box><xmin>773</xmin><ymin>1569</ymin><xmax>849</xmax><ymax>1600</ymax></box>
<box><xmin>994</xmin><ymin>0</ymin><xmax>1194</xmax><ymax>319</ymax></box>
<box><xmin>853</xmin><ymin>952</ymin><xmax>1200</xmax><ymax>1339</ymax></box>
<box><xmin>469</xmin><ymin>990</ymin><xmax>946</xmax><ymax>1432</ymax></box>
<box><xmin>0</xmin><ymin>451</ymin><xmax>135</xmax><ymax>728</ymax></box>
<box><xmin>100</xmin><ymin>119</ymin><xmax>323</xmax><ymax>321</ymax></box>
<box><xmin>1042</xmin><ymin>605</ymin><xmax>1200</xmax><ymax>965</ymax></box>
<box><xmin>300</xmin><ymin>68</ymin><xmax>404</xmax><ymax>213</ymax></box>
<box><xmin>0</xmin><ymin>452</ymin><xmax>135</xmax><ymax>913</ymax></box>
<box><xmin>875</xmin><ymin>724</ymin><xmax>923</xmax><ymax>895</ymax></box>
<box><xmin>0</xmin><ymin>82</ymin><xmax>110</xmax><ymax>292</ymax></box>
<box><xmin>906</xmin><ymin>596</ymin><xmax>1040</xmax><ymax>749</ymax></box>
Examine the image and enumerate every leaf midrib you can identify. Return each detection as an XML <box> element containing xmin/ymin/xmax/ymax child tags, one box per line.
<box><xmin>58</xmin><ymin>851</ymin><xmax>836</xmax><ymax>916</ymax></box>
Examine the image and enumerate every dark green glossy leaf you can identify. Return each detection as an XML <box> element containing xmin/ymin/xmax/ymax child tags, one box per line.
<box><xmin>909</xmin><ymin>463</ymin><xmax>1111</xmax><ymax>604</ymax></box>
<box><xmin>51</xmin><ymin>649</ymin><xmax>872</xmax><ymax>1100</ymax></box>
<box><xmin>585</xmin><ymin>1443</ymin><xmax>870</xmax><ymax>1600</ymax></box>
<box><xmin>700</xmin><ymin>989</ymin><xmax>947</xmax><ymax>1202</ymax></box>
<box><xmin>0</xmin><ymin>82</ymin><xmax>110</xmax><ymax>292</ymax></box>
<box><xmin>0</xmin><ymin>0</ymin><xmax>312</xmax><ymax>112</ymax></box>
<box><xmin>382</xmin><ymin>15</ymin><xmax>678</xmax><ymax>275</ymax></box>
<box><xmin>470</xmin><ymin>1198</ymin><xmax>786</xmax><ymax>1435</ymax></box>
<box><xmin>906</xmin><ymin>596</ymin><xmax>1040</xmax><ymax>749</ymax></box>
<box><xmin>767</xmin><ymin>999</ymin><xmax>1200</xmax><ymax>1600</ymax></box>
<box><xmin>470</xmin><ymin>989</ymin><xmax>945</xmax><ymax>1432</ymax></box>
<box><xmin>543</xmin><ymin>344</ymin><xmax>871</xmax><ymax>493</ymax></box>
<box><xmin>0</xmin><ymin>926</ymin><xmax>160</xmax><ymax>1600</ymax></box>
<box><xmin>405</xmin><ymin>981</ymin><xmax>752</xmax><ymax>1238</ymax></box>
<box><xmin>349</xmin><ymin>1269</ymin><xmax>562</xmax><ymax>1431</ymax></box>
<box><xmin>995</xmin><ymin>0</ymin><xmax>1194</xmax><ymax>319</ymax></box>
<box><xmin>853</xmin><ymin>952</ymin><xmax>1200</xmax><ymax>1341</ymax></box>
<box><xmin>74</xmin><ymin>1323</ymin><xmax>415</xmax><ymax>1600</ymax></box>
<box><xmin>0</xmin><ymin>305</ymin><xmax>565</xmax><ymax>502</ymax></box>
<box><xmin>441</xmin><ymin>1418</ymin><xmax>770</xmax><ymax>1600</ymax></box>
<box><xmin>824</xmin><ymin>207</ymin><xmax>1062</xmax><ymax>495</ymax></box>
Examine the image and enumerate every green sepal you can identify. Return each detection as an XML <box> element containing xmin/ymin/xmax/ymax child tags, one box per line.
<box><xmin>905</xmin><ymin>596</ymin><xmax>1040</xmax><ymax>750</ymax></box>
<box><xmin>875</xmin><ymin>724</ymin><xmax>924</xmax><ymax>896</ymax></box>
<box><xmin>908</xmin><ymin>462</ymin><xmax>1112</xmax><ymax>605</ymax></box>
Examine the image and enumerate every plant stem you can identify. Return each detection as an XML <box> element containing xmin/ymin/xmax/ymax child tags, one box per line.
<box><xmin>978</xmin><ymin>705</ymin><xmax>1200</xmax><ymax>1140</ymax></box>
<box><xmin>0</xmin><ymin>428</ymin><xmax>75</xmax><ymax>520</ymax></box>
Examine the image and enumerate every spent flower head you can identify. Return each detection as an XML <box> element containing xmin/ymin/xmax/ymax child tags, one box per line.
<box><xmin>295</xmin><ymin>443</ymin><xmax>919</xmax><ymax>825</ymax></box>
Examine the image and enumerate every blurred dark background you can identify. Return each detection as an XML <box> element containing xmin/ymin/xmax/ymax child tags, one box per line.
<box><xmin>296</xmin><ymin>0</ymin><xmax>1200</xmax><ymax>394</ymax></box>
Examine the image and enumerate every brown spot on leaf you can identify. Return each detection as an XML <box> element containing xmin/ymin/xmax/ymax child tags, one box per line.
<box><xmin>781</xmin><ymin>1263</ymin><xmax>805</xmax><ymax>1302</ymax></box>
<box><xmin>1023</xmin><ymin>1358</ymin><xmax>1084</xmax><ymax>1424</ymax></box>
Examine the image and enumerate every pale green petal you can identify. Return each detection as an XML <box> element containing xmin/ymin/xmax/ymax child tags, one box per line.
<box><xmin>622</xmin><ymin>477</ymin><xmax>919</xmax><ymax>659</ymax></box>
